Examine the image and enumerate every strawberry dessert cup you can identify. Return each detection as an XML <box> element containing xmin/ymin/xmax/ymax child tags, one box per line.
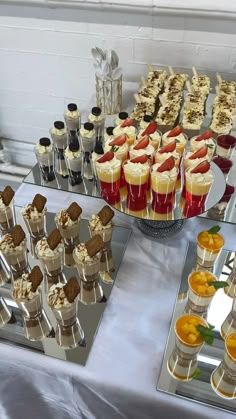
<box><xmin>113</xmin><ymin>118</ymin><xmax>136</xmax><ymax>146</ymax></box>
<box><xmin>105</xmin><ymin>134</ymin><xmax>129</xmax><ymax>198</ymax></box>
<box><xmin>162</xmin><ymin>126</ymin><xmax>188</xmax><ymax>156</ymax></box>
<box><xmin>216</xmin><ymin>135</ymin><xmax>236</xmax><ymax>159</ymax></box>
<box><xmin>151</xmin><ymin>157</ymin><xmax>178</xmax><ymax>215</ymax></box>
<box><xmin>190</xmin><ymin>131</ymin><xmax>216</xmax><ymax>160</ymax></box>
<box><xmin>96</xmin><ymin>151</ymin><xmax>121</xmax><ymax>206</ymax></box>
<box><xmin>129</xmin><ymin>136</ymin><xmax>155</xmax><ymax>163</ymax></box>
<box><xmin>138</xmin><ymin>121</ymin><xmax>162</xmax><ymax>151</ymax></box>
<box><xmin>212</xmin><ymin>156</ymin><xmax>233</xmax><ymax>179</ymax></box>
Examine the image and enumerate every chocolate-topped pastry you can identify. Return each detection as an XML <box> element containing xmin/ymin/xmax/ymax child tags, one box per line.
<box><xmin>85</xmin><ymin>235</ymin><xmax>104</xmax><ymax>257</ymax></box>
<box><xmin>97</xmin><ymin>206</ymin><xmax>114</xmax><ymax>226</ymax></box>
<box><xmin>32</xmin><ymin>194</ymin><xmax>47</xmax><ymax>213</ymax></box>
<box><xmin>47</xmin><ymin>228</ymin><xmax>62</xmax><ymax>251</ymax></box>
<box><xmin>67</xmin><ymin>202</ymin><xmax>82</xmax><ymax>221</ymax></box>
<box><xmin>63</xmin><ymin>276</ymin><xmax>80</xmax><ymax>303</ymax></box>
<box><xmin>11</xmin><ymin>225</ymin><xmax>25</xmax><ymax>247</ymax></box>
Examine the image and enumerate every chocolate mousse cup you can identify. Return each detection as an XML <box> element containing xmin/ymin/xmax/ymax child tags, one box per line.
<box><xmin>35</xmin><ymin>138</ymin><xmax>55</xmax><ymax>182</ymax></box>
<box><xmin>65</xmin><ymin>142</ymin><xmax>83</xmax><ymax>186</ymax></box>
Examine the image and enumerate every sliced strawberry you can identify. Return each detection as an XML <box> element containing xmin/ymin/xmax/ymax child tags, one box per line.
<box><xmin>141</xmin><ymin>121</ymin><xmax>158</xmax><ymax>136</ymax></box>
<box><xmin>191</xmin><ymin>161</ymin><xmax>210</xmax><ymax>174</ymax></box>
<box><xmin>133</xmin><ymin>136</ymin><xmax>149</xmax><ymax>150</ymax></box>
<box><xmin>195</xmin><ymin>130</ymin><xmax>213</xmax><ymax>142</ymax></box>
<box><xmin>109</xmin><ymin>134</ymin><xmax>127</xmax><ymax>147</ymax></box>
<box><xmin>97</xmin><ymin>151</ymin><xmax>114</xmax><ymax>163</ymax></box>
<box><xmin>121</xmin><ymin>118</ymin><xmax>133</xmax><ymax>128</ymax></box>
<box><xmin>130</xmin><ymin>155</ymin><xmax>148</xmax><ymax>164</ymax></box>
<box><xmin>189</xmin><ymin>146</ymin><xmax>208</xmax><ymax>160</ymax></box>
<box><xmin>167</xmin><ymin>126</ymin><xmax>183</xmax><ymax>138</ymax></box>
<box><xmin>159</xmin><ymin>141</ymin><xmax>176</xmax><ymax>154</ymax></box>
<box><xmin>157</xmin><ymin>156</ymin><xmax>175</xmax><ymax>172</ymax></box>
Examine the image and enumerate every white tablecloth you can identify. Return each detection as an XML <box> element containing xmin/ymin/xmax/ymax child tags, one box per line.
<box><xmin>1</xmin><ymin>183</ymin><xmax>235</xmax><ymax>419</ymax></box>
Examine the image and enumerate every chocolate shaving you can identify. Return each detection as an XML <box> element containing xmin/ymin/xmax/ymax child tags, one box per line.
<box><xmin>29</xmin><ymin>266</ymin><xmax>43</xmax><ymax>292</ymax></box>
<box><xmin>47</xmin><ymin>228</ymin><xmax>62</xmax><ymax>250</ymax></box>
<box><xmin>97</xmin><ymin>206</ymin><xmax>114</xmax><ymax>226</ymax></box>
<box><xmin>85</xmin><ymin>235</ymin><xmax>104</xmax><ymax>257</ymax></box>
<box><xmin>67</xmin><ymin>202</ymin><xmax>82</xmax><ymax>221</ymax></box>
<box><xmin>32</xmin><ymin>194</ymin><xmax>47</xmax><ymax>213</ymax></box>
<box><xmin>63</xmin><ymin>276</ymin><xmax>80</xmax><ymax>303</ymax></box>
<box><xmin>1</xmin><ymin>186</ymin><xmax>15</xmax><ymax>206</ymax></box>
<box><xmin>11</xmin><ymin>225</ymin><xmax>25</xmax><ymax>247</ymax></box>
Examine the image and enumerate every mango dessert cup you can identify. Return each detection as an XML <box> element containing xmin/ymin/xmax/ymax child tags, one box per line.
<box><xmin>197</xmin><ymin>228</ymin><xmax>224</xmax><ymax>267</ymax></box>
<box><xmin>187</xmin><ymin>270</ymin><xmax>217</xmax><ymax>314</ymax></box>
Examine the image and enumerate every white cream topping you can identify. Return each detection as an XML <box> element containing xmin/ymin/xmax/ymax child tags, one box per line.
<box><xmin>88</xmin><ymin>113</ymin><xmax>104</xmax><ymax>123</ymax></box>
<box><xmin>113</xmin><ymin>125</ymin><xmax>136</xmax><ymax>137</ymax></box>
<box><xmin>104</xmin><ymin>141</ymin><xmax>128</xmax><ymax>155</ymax></box>
<box><xmin>89</xmin><ymin>214</ymin><xmax>112</xmax><ymax>231</ymax></box>
<box><xmin>51</xmin><ymin>127</ymin><xmax>67</xmax><ymax>136</ymax></box>
<box><xmin>80</xmin><ymin>127</ymin><xmax>95</xmax><ymax>138</ymax></box>
<box><xmin>163</xmin><ymin>132</ymin><xmax>187</xmax><ymax>145</ymax></box>
<box><xmin>0</xmin><ymin>234</ymin><xmax>24</xmax><ymax>252</ymax></box>
<box><xmin>139</xmin><ymin>120</ymin><xmax>150</xmax><ymax>130</ymax></box>
<box><xmin>190</xmin><ymin>137</ymin><xmax>216</xmax><ymax>151</ymax></box>
<box><xmin>104</xmin><ymin>133</ymin><xmax>114</xmax><ymax>143</ymax></box>
<box><xmin>65</xmin><ymin>109</ymin><xmax>80</xmax><ymax>118</ymax></box>
<box><xmin>152</xmin><ymin>162</ymin><xmax>178</xmax><ymax>181</ymax></box>
<box><xmin>22</xmin><ymin>204</ymin><xmax>46</xmax><ymax>220</ymax></box>
<box><xmin>36</xmin><ymin>238</ymin><xmax>63</xmax><ymax>258</ymax></box>
<box><xmin>130</xmin><ymin>142</ymin><xmax>155</xmax><ymax>157</ymax></box>
<box><xmin>64</xmin><ymin>147</ymin><xmax>81</xmax><ymax>159</ymax></box>
<box><xmin>155</xmin><ymin>150</ymin><xmax>180</xmax><ymax>163</ymax></box>
<box><xmin>115</xmin><ymin>117</ymin><xmax>128</xmax><ymax>126</ymax></box>
<box><xmin>124</xmin><ymin>160</ymin><xmax>150</xmax><ymax>175</ymax></box>
<box><xmin>55</xmin><ymin>209</ymin><xmax>79</xmax><ymax>228</ymax></box>
<box><xmin>96</xmin><ymin>155</ymin><xmax>121</xmax><ymax>170</ymax></box>
<box><xmin>74</xmin><ymin>243</ymin><xmax>99</xmax><ymax>263</ymax></box>
<box><xmin>139</xmin><ymin>131</ymin><xmax>161</xmax><ymax>143</ymax></box>
<box><xmin>13</xmin><ymin>273</ymin><xmax>38</xmax><ymax>300</ymax></box>
<box><xmin>48</xmin><ymin>283</ymin><xmax>71</xmax><ymax>309</ymax></box>
<box><xmin>185</xmin><ymin>168</ymin><xmax>214</xmax><ymax>183</ymax></box>
<box><xmin>35</xmin><ymin>143</ymin><xmax>53</xmax><ymax>154</ymax></box>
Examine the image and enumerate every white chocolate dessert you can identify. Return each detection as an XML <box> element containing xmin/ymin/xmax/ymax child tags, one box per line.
<box><xmin>192</xmin><ymin>75</ymin><xmax>211</xmax><ymax>96</ymax></box>
<box><xmin>131</xmin><ymin>102</ymin><xmax>155</xmax><ymax>121</ymax></box>
<box><xmin>156</xmin><ymin>104</ymin><xmax>180</xmax><ymax>125</ymax></box>
<box><xmin>210</xmin><ymin>110</ymin><xmax>233</xmax><ymax>134</ymax></box>
<box><xmin>182</xmin><ymin>109</ymin><xmax>204</xmax><ymax>130</ymax></box>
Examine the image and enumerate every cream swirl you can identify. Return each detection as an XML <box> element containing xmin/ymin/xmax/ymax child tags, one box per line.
<box><xmin>74</xmin><ymin>243</ymin><xmax>99</xmax><ymax>263</ymax></box>
<box><xmin>36</xmin><ymin>238</ymin><xmax>63</xmax><ymax>258</ymax></box>
<box><xmin>64</xmin><ymin>147</ymin><xmax>81</xmax><ymax>159</ymax></box>
<box><xmin>13</xmin><ymin>273</ymin><xmax>38</xmax><ymax>300</ymax></box>
<box><xmin>96</xmin><ymin>155</ymin><xmax>121</xmax><ymax>170</ymax></box>
<box><xmin>35</xmin><ymin>143</ymin><xmax>53</xmax><ymax>154</ymax></box>
<box><xmin>113</xmin><ymin>125</ymin><xmax>136</xmax><ymax>137</ymax></box>
<box><xmin>48</xmin><ymin>283</ymin><xmax>71</xmax><ymax>309</ymax></box>
<box><xmin>80</xmin><ymin>127</ymin><xmax>95</xmax><ymax>138</ymax></box>
<box><xmin>55</xmin><ymin>209</ymin><xmax>79</xmax><ymax>228</ymax></box>
<box><xmin>163</xmin><ymin>132</ymin><xmax>187</xmax><ymax>146</ymax></box>
<box><xmin>22</xmin><ymin>204</ymin><xmax>46</xmax><ymax>220</ymax></box>
<box><xmin>89</xmin><ymin>215</ymin><xmax>112</xmax><ymax>231</ymax></box>
<box><xmin>124</xmin><ymin>160</ymin><xmax>150</xmax><ymax>175</ymax></box>
<box><xmin>88</xmin><ymin>113</ymin><xmax>104</xmax><ymax>123</ymax></box>
<box><xmin>152</xmin><ymin>162</ymin><xmax>178</xmax><ymax>181</ymax></box>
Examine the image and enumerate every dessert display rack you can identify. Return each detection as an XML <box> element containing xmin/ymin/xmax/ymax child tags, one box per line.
<box><xmin>157</xmin><ymin>241</ymin><xmax>236</xmax><ymax>413</ymax></box>
<box><xmin>0</xmin><ymin>207</ymin><xmax>131</xmax><ymax>366</ymax></box>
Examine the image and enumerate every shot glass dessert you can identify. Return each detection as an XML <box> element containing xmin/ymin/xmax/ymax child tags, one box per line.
<box><xmin>0</xmin><ymin>225</ymin><xmax>28</xmax><ymax>276</ymax></box>
<box><xmin>88</xmin><ymin>206</ymin><xmax>115</xmax><ymax>280</ymax></box>
<box><xmin>211</xmin><ymin>333</ymin><xmax>236</xmax><ymax>399</ymax></box>
<box><xmin>34</xmin><ymin>137</ymin><xmax>55</xmax><ymax>182</ymax></box>
<box><xmin>162</xmin><ymin>126</ymin><xmax>188</xmax><ymax>155</ymax></box>
<box><xmin>207</xmin><ymin>184</ymin><xmax>235</xmax><ymax>221</ymax></box>
<box><xmin>36</xmin><ymin>228</ymin><xmax>64</xmax><ymax>278</ymax></box>
<box><xmin>184</xmin><ymin>146</ymin><xmax>209</xmax><ymax>170</ymax></box>
<box><xmin>80</xmin><ymin>122</ymin><xmax>96</xmax><ymax>180</ymax></box>
<box><xmin>184</xmin><ymin>161</ymin><xmax>214</xmax><ymax>217</ymax></box>
<box><xmin>129</xmin><ymin>136</ymin><xmax>155</xmax><ymax>162</ymax></box>
<box><xmin>73</xmin><ymin>235</ymin><xmax>104</xmax><ymax>304</ymax></box>
<box><xmin>96</xmin><ymin>151</ymin><xmax>121</xmax><ymax>206</ymax></box>
<box><xmin>64</xmin><ymin>141</ymin><xmax>82</xmax><ymax>186</ymax></box>
<box><xmin>196</xmin><ymin>226</ymin><xmax>225</xmax><ymax>268</ymax></box>
<box><xmin>22</xmin><ymin>193</ymin><xmax>47</xmax><ymax>258</ymax></box>
<box><xmin>55</xmin><ymin>202</ymin><xmax>82</xmax><ymax>267</ymax></box>
<box><xmin>216</xmin><ymin>135</ymin><xmax>236</xmax><ymax>159</ymax></box>
<box><xmin>155</xmin><ymin>141</ymin><xmax>180</xmax><ymax>166</ymax></box>
<box><xmin>221</xmin><ymin>298</ymin><xmax>236</xmax><ymax>339</ymax></box>
<box><xmin>113</xmin><ymin>118</ymin><xmax>136</xmax><ymax>146</ymax></box>
<box><xmin>88</xmin><ymin>106</ymin><xmax>105</xmax><ymax>142</ymax></box>
<box><xmin>185</xmin><ymin>270</ymin><xmax>218</xmax><ymax>316</ymax></box>
<box><xmin>151</xmin><ymin>157</ymin><xmax>178</xmax><ymax>217</ymax></box>
<box><xmin>12</xmin><ymin>266</ymin><xmax>52</xmax><ymax>341</ymax></box>
<box><xmin>224</xmin><ymin>254</ymin><xmax>236</xmax><ymax>298</ymax></box>
<box><xmin>167</xmin><ymin>314</ymin><xmax>212</xmax><ymax>381</ymax></box>
<box><xmin>123</xmin><ymin>155</ymin><xmax>150</xmax><ymax>218</ymax></box>
<box><xmin>212</xmin><ymin>156</ymin><xmax>233</xmax><ymax>180</ymax></box>
<box><xmin>48</xmin><ymin>277</ymin><xmax>84</xmax><ymax>349</ymax></box>
<box><xmin>0</xmin><ymin>186</ymin><xmax>15</xmax><ymax>234</ymax></box>
<box><xmin>105</xmin><ymin>134</ymin><xmax>129</xmax><ymax>164</ymax></box>
<box><xmin>50</xmin><ymin>121</ymin><xmax>68</xmax><ymax>178</ymax></box>
<box><xmin>64</xmin><ymin>103</ymin><xmax>81</xmax><ymax>132</ymax></box>
<box><xmin>190</xmin><ymin>131</ymin><xmax>216</xmax><ymax>160</ymax></box>
<box><xmin>138</xmin><ymin>121</ymin><xmax>161</xmax><ymax>151</ymax></box>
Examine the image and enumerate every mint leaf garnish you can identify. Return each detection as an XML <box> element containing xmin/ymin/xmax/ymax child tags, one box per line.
<box><xmin>193</xmin><ymin>368</ymin><xmax>201</xmax><ymax>380</ymax></box>
<box><xmin>209</xmin><ymin>281</ymin><xmax>228</xmax><ymax>289</ymax></box>
<box><xmin>111</xmin><ymin>145</ymin><xmax>119</xmax><ymax>152</ymax></box>
<box><xmin>207</xmin><ymin>225</ymin><xmax>221</xmax><ymax>234</ymax></box>
<box><xmin>175</xmin><ymin>139</ymin><xmax>180</xmax><ymax>143</ymax></box>
<box><xmin>196</xmin><ymin>324</ymin><xmax>215</xmax><ymax>345</ymax></box>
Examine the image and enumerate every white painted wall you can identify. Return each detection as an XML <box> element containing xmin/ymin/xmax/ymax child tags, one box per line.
<box><xmin>0</xmin><ymin>3</ymin><xmax>236</xmax><ymax>165</ymax></box>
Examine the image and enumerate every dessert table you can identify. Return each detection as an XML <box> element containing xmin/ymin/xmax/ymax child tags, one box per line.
<box><xmin>0</xmin><ymin>182</ymin><xmax>235</xmax><ymax>419</ymax></box>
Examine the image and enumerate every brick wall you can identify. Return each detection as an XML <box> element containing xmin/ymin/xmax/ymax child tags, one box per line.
<box><xmin>0</xmin><ymin>4</ymin><xmax>236</xmax><ymax>152</ymax></box>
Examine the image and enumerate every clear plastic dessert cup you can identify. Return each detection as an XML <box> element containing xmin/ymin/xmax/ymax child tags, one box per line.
<box><xmin>22</xmin><ymin>210</ymin><xmax>46</xmax><ymax>239</ymax></box>
<box><xmin>79</xmin><ymin>279</ymin><xmax>104</xmax><ymax>305</ymax></box>
<box><xmin>36</xmin><ymin>242</ymin><xmax>64</xmax><ymax>277</ymax></box>
<box><xmin>207</xmin><ymin>184</ymin><xmax>235</xmax><ymax>221</ymax></box>
<box><xmin>73</xmin><ymin>249</ymin><xmax>101</xmax><ymax>282</ymax></box>
<box><xmin>197</xmin><ymin>230</ymin><xmax>225</xmax><ymax>268</ymax></box>
<box><xmin>211</xmin><ymin>333</ymin><xmax>236</xmax><ymax>399</ymax></box>
<box><xmin>186</xmin><ymin>270</ymin><xmax>217</xmax><ymax>315</ymax></box>
<box><xmin>34</xmin><ymin>147</ymin><xmax>55</xmax><ymax>182</ymax></box>
<box><xmin>151</xmin><ymin>165</ymin><xmax>177</xmax><ymax>214</ymax></box>
<box><xmin>64</xmin><ymin>107</ymin><xmax>81</xmax><ymax>132</ymax></box>
<box><xmin>216</xmin><ymin>135</ymin><xmax>236</xmax><ymax>159</ymax></box>
<box><xmin>55</xmin><ymin>214</ymin><xmax>80</xmax><ymax>244</ymax></box>
<box><xmin>0</xmin><ymin>199</ymin><xmax>16</xmax><ymax>234</ymax></box>
<box><xmin>224</xmin><ymin>255</ymin><xmax>236</xmax><ymax>298</ymax></box>
<box><xmin>96</xmin><ymin>159</ymin><xmax>121</xmax><ymax>205</ymax></box>
<box><xmin>185</xmin><ymin>167</ymin><xmax>214</xmax><ymax>207</ymax></box>
<box><xmin>49</xmin><ymin>127</ymin><xmax>67</xmax><ymax>150</ymax></box>
<box><xmin>88</xmin><ymin>225</ymin><xmax>114</xmax><ymax>274</ymax></box>
<box><xmin>0</xmin><ymin>239</ymin><xmax>28</xmax><ymax>273</ymax></box>
<box><xmin>65</xmin><ymin>154</ymin><xmax>82</xmax><ymax>186</ymax></box>
<box><xmin>167</xmin><ymin>314</ymin><xmax>208</xmax><ymax>381</ymax></box>
<box><xmin>212</xmin><ymin>156</ymin><xmax>233</xmax><ymax>179</ymax></box>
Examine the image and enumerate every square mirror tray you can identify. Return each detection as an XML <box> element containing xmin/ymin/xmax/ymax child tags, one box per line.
<box><xmin>157</xmin><ymin>241</ymin><xmax>236</xmax><ymax>414</ymax></box>
<box><xmin>0</xmin><ymin>207</ymin><xmax>131</xmax><ymax>366</ymax></box>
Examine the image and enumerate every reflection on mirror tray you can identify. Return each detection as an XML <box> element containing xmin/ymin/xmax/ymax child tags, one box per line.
<box><xmin>158</xmin><ymin>238</ymin><xmax>236</xmax><ymax>413</ymax></box>
<box><xmin>0</xmin><ymin>207</ymin><xmax>131</xmax><ymax>366</ymax></box>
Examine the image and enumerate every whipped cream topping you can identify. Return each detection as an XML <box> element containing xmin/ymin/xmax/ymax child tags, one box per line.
<box><xmin>115</xmin><ymin>116</ymin><xmax>127</xmax><ymax>126</ymax></box>
<box><xmin>124</xmin><ymin>160</ymin><xmax>150</xmax><ymax>175</ymax></box>
<box><xmin>113</xmin><ymin>125</ymin><xmax>136</xmax><ymax>137</ymax></box>
<box><xmin>155</xmin><ymin>150</ymin><xmax>180</xmax><ymax>163</ymax></box>
<box><xmin>139</xmin><ymin>120</ymin><xmax>150</xmax><ymax>130</ymax></box>
<box><xmin>64</xmin><ymin>147</ymin><xmax>81</xmax><ymax>159</ymax></box>
<box><xmin>35</xmin><ymin>143</ymin><xmax>53</xmax><ymax>154</ymax></box>
<box><xmin>210</xmin><ymin>110</ymin><xmax>232</xmax><ymax>134</ymax></box>
<box><xmin>152</xmin><ymin>162</ymin><xmax>178</xmax><ymax>181</ymax></box>
<box><xmin>0</xmin><ymin>234</ymin><xmax>24</xmax><ymax>252</ymax></box>
<box><xmin>65</xmin><ymin>109</ymin><xmax>80</xmax><ymax>118</ymax></box>
<box><xmin>88</xmin><ymin>113</ymin><xmax>104</xmax><ymax>123</ymax></box>
<box><xmin>104</xmin><ymin>133</ymin><xmax>114</xmax><ymax>143</ymax></box>
<box><xmin>130</xmin><ymin>142</ymin><xmax>155</xmax><ymax>157</ymax></box>
<box><xmin>96</xmin><ymin>155</ymin><xmax>121</xmax><ymax>170</ymax></box>
<box><xmin>48</xmin><ymin>283</ymin><xmax>71</xmax><ymax>309</ymax></box>
<box><xmin>139</xmin><ymin>130</ymin><xmax>161</xmax><ymax>143</ymax></box>
<box><xmin>104</xmin><ymin>141</ymin><xmax>128</xmax><ymax>155</ymax></box>
<box><xmin>185</xmin><ymin>167</ymin><xmax>214</xmax><ymax>183</ymax></box>
<box><xmin>36</xmin><ymin>238</ymin><xmax>63</xmax><ymax>258</ymax></box>
<box><xmin>80</xmin><ymin>127</ymin><xmax>95</xmax><ymax>138</ymax></box>
<box><xmin>22</xmin><ymin>204</ymin><xmax>46</xmax><ymax>220</ymax></box>
<box><xmin>190</xmin><ymin>136</ymin><xmax>216</xmax><ymax>151</ymax></box>
<box><xmin>51</xmin><ymin>127</ymin><xmax>67</xmax><ymax>136</ymax></box>
<box><xmin>56</xmin><ymin>209</ymin><xmax>79</xmax><ymax>227</ymax></box>
<box><xmin>163</xmin><ymin>132</ymin><xmax>187</xmax><ymax>145</ymax></box>
<box><xmin>74</xmin><ymin>243</ymin><xmax>99</xmax><ymax>263</ymax></box>
<box><xmin>13</xmin><ymin>273</ymin><xmax>38</xmax><ymax>301</ymax></box>
<box><xmin>89</xmin><ymin>214</ymin><xmax>112</xmax><ymax>231</ymax></box>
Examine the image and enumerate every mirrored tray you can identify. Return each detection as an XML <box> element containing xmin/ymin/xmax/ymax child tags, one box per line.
<box><xmin>157</xmin><ymin>242</ymin><xmax>236</xmax><ymax>414</ymax></box>
<box><xmin>0</xmin><ymin>207</ymin><xmax>131</xmax><ymax>366</ymax></box>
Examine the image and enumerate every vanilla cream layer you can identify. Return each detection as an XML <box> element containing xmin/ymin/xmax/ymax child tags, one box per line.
<box><xmin>80</xmin><ymin>127</ymin><xmax>95</xmax><ymax>138</ymax></box>
<box><xmin>185</xmin><ymin>169</ymin><xmax>214</xmax><ymax>196</ymax></box>
<box><xmin>129</xmin><ymin>143</ymin><xmax>155</xmax><ymax>160</ymax></box>
<box><xmin>35</xmin><ymin>143</ymin><xmax>53</xmax><ymax>154</ymax></box>
<box><xmin>151</xmin><ymin>163</ymin><xmax>177</xmax><ymax>193</ymax></box>
<box><xmin>113</xmin><ymin>125</ymin><xmax>136</xmax><ymax>139</ymax></box>
<box><xmin>124</xmin><ymin>161</ymin><xmax>149</xmax><ymax>185</ymax></box>
<box><xmin>162</xmin><ymin>132</ymin><xmax>187</xmax><ymax>154</ymax></box>
<box><xmin>96</xmin><ymin>156</ymin><xmax>121</xmax><ymax>183</ymax></box>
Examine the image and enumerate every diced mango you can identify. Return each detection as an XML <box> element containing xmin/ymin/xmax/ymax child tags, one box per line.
<box><xmin>195</xmin><ymin>274</ymin><xmax>202</xmax><ymax>281</ymax></box>
<box><xmin>200</xmin><ymin>277</ymin><xmax>207</xmax><ymax>284</ymax></box>
<box><xmin>188</xmin><ymin>334</ymin><xmax>197</xmax><ymax>343</ymax></box>
<box><xmin>188</xmin><ymin>324</ymin><xmax>198</xmax><ymax>334</ymax></box>
<box><xmin>188</xmin><ymin>318</ymin><xmax>198</xmax><ymax>325</ymax></box>
<box><xmin>182</xmin><ymin>323</ymin><xmax>190</xmax><ymax>334</ymax></box>
<box><xmin>202</xmin><ymin>231</ymin><xmax>208</xmax><ymax>237</ymax></box>
<box><xmin>197</xmin><ymin>285</ymin><xmax>207</xmax><ymax>294</ymax></box>
<box><xmin>212</xmin><ymin>234</ymin><xmax>219</xmax><ymax>239</ymax></box>
<box><xmin>227</xmin><ymin>339</ymin><xmax>236</xmax><ymax>348</ymax></box>
<box><xmin>207</xmin><ymin>286</ymin><xmax>215</xmax><ymax>294</ymax></box>
<box><xmin>209</xmin><ymin>236</ymin><xmax>214</xmax><ymax>245</ymax></box>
